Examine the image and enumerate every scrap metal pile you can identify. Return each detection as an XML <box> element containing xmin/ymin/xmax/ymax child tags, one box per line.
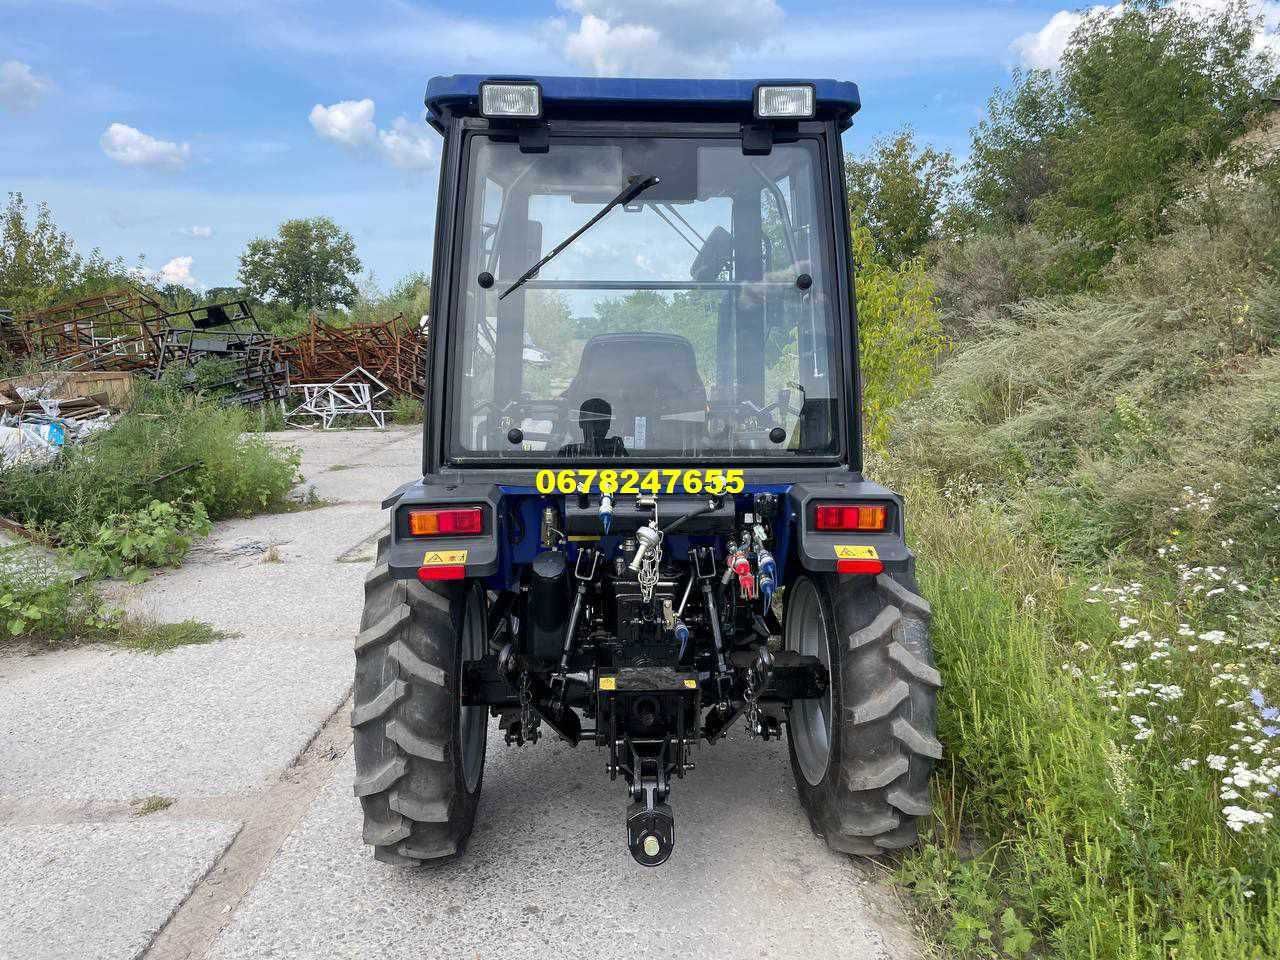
<box><xmin>2</xmin><ymin>289</ymin><xmax>427</xmax><ymax>422</ymax></box>
<box><xmin>0</xmin><ymin>308</ymin><xmax>23</xmax><ymax>359</ymax></box>
<box><xmin>274</xmin><ymin>315</ymin><xmax>427</xmax><ymax>399</ymax></box>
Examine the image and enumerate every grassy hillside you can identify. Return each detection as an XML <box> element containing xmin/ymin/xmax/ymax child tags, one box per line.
<box><xmin>882</xmin><ymin>172</ymin><xmax>1280</xmax><ymax>958</ymax></box>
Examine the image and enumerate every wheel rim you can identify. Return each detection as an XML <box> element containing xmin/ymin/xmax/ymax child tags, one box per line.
<box><xmin>459</xmin><ymin>588</ymin><xmax>486</xmax><ymax>792</ymax></box>
<box><xmin>787</xmin><ymin>579</ymin><xmax>833</xmax><ymax>786</ymax></box>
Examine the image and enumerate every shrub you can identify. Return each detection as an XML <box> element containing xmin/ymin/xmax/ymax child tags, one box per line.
<box><xmin>0</xmin><ymin>553</ymin><xmax>112</xmax><ymax>644</ymax></box>
<box><xmin>855</xmin><ymin>225</ymin><xmax>946</xmax><ymax>451</ymax></box>
<box><xmin>0</xmin><ymin>379</ymin><xmax>300</xmax><ymax>538</ymax></box>
<box><xmin>929</xmin><ymin>225</ymin><xmax>1088</xmax><ymax>325</ymax></box>
<box><xmin>390</xmin><ymin>394</ymin><xmax>423</xmax><ymax>425</ymax></box>
<box><xmin>67</xmin><ymin>499</ymin><xmax>212</xmax><ymax>581</ymax></box>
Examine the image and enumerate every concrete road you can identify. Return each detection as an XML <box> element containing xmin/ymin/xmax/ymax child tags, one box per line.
<box><xmin>0</xmin><ymin>427</ymin><xmax>920</xmax><ymax>960</ymax></box>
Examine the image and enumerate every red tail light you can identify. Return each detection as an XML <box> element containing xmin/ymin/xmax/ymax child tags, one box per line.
<box><xmin>837</xmin><ymin>558</ymin><xmax>884</xmax><ymax>575</ymax></box>
<box><xmin>407</xmin><ymin>506</ymin><xmax>484</xmax><ymax>537</ymax></box>
<box><xmin>418</xmin><ymin>564</ymin><xmax>465</xmax><ymax>582</ymax></box>
<box><xmin>813</xmin><ymin>503</ymin><xmax>888</xmax><ymax>532</ymax></box>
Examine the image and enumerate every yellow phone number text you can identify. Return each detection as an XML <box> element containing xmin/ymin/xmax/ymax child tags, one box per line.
<box><xmin>535</xmin><ymin>468</ymin><xmax>744</xmax><ymax>496</ymax></box>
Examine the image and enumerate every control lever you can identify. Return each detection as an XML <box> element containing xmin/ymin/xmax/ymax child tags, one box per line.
<box><xmin>693</xmin><ymin>545</ymin><xmax>733</xmax><ymax>709</ymax></box>
<box><xmin>552</xmin><ymin>547</ymin><xmax>599</xmax><ymax>709</ymax></box>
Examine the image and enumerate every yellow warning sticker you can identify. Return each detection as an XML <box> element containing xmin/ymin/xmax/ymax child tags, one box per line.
<box><xmin>683</xmin><ymin>679</ymin><xmax>698</xmax><ymax>690</ymax></box>
<box><xmin>421</xmin><ymin>549</ymin><xmax>468</xmax><ymax>566</ymax></box>
<box><xmin>598</xmin><ymin>676</ymin><xmax>617</xmax><ymax>691</ymax></box>
<box><xmin>834</xmin><ymin>544</ymin><xmax>879</xmax><ymax>560</ymax></box>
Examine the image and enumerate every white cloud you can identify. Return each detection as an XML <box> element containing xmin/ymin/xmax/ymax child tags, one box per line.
<box><xmin>156</xmin><ymin>255</ymin><xmax>199</xmax><ymax>289</ymax></box>
<box><xmin>310</xmin><ymin>99</ymin><xmax>436</xmax><ymax>172</ymax></box>
<box><xmin>0</xmin><ymin>60</ymin><xmax>53</xmax><ymax>111</ymax></box>
<box><xmin>553</xmin><ymin>0</ymin><xmax>784</xmax><ymax>77</ymax></box>
<box><xmin>100</xmin><ymin>122</ymin><xmax>191</xmax><ymax>169</ymax></box>
<box><xmin>1014</xmin><ymin>1</ymin><xmax>1280</xmax><ymax>69</ymax></box>
<box><xmin>130</xmin><ymin>255</ymin><xmax>200</xmax><ymax>289</ymax></box>
<box><xmin>180</xmin><ymin>225</ymin><xmax>213</xmax><ymax>238</ymax></box>
<box><xmin>1012</xmin><ymin>8</ymin><xmax>1104</xmax><ymax>70</ymax></box>
<box><xmin>378</xmin><ymin>117</ymin><xmax>435</xmax><ymax>170</ymax></box>
<box><xmin>309</xmin><ymin>98</ymin><xmax>376</xmax><ymax>147</ymax></box>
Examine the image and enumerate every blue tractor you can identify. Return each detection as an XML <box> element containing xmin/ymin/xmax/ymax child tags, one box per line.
<box><xmin>357</xmin><ymin>76</ymin><xmax>940</xmax><ymax>867</ymax></box>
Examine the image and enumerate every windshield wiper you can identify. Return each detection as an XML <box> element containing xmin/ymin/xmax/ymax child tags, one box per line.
<box><xmin>498</xmin><ymin>174</ymin><xmax>660</xmax><ymax>301</ymax></box>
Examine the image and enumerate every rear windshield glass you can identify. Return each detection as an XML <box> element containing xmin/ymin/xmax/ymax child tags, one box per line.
<box><xmin>449</xmin><ymin>135</ymin><xmax>842</xmax><ymax>461</ymax></box>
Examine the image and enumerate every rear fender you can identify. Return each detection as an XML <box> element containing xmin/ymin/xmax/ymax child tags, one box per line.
<box><xmin>382</xmin><ymin>480</ymin><xmax>503</xmax><ymax>580</ymax></box>
<box><xmin>786</xmin><ymin>481</ymin><xmax>913</xmax><ymax>577</ymax></box>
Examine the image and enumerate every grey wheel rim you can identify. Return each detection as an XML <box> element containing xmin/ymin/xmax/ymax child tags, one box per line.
<box><xmin>788</xmin><ymin>579</ymin><xmax>832</xmax><ymax>786</ymax></box>
<box><xmin>459</xmin><ymin>589</ymin><xmax>486</xmax><ymax>792</ymax></box>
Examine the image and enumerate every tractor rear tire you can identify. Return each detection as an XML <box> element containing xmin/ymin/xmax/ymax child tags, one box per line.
<box><xmin>352</xmin><ymin>536</ymin><xmax>488</xmax><ymax>865</ymax></box>
<box><xmin>785</xmin><ymin>572</ymin><xmax>940</xmax><ymax>856</ymax></box>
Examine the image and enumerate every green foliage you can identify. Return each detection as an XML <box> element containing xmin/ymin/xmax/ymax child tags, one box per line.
<box><xmin>1</xmin><ymin>553</ymin><xmax>225</xmax><ymax>651</ymax></box>
<box><xmin>930</xmin><ymin>224</ymin><xmax>1085</xmax><ymax>325</ymax></box>
<box><xmin>887</xmin><ymin>113</ymin><xmax>1280</xmax><ymax>960</ymax></box>
<box><xmin>0</xmin><ymin>192</ymin><xmax>130</xmax><ymax>312</ymax></box>
<box><xmin>390</xmin><ymin>393</ymin><xmax>424</xmax><ymax>425</ymax></box>
<box><xmin>963</xmin><ymin>0</ymin><xmax>1276</xmax><ymax>285</ymax></box>
<box><xmin>351</xmin><ymin>271</ymin><xmax>431</xmax><ymax>327</ymax></box>
<box><xmin>0</xmin><ymin>554</ymin><xmax>114</xmax><ymax>644</ymax></box>
<box><xmin>900</xmin><ymin>176</ymin><xmax>1280</xmax><ymax>581</ymax></box>
<box><xmin>1045</xmin><ymin>1</ymin><xmax>1272</xmax><ymax>257</ymax></box>
<box><xmin>845</xmin><ymin>128</ymin><xmax>956</xmax><ymax>267</ymax></box>
<box><xmin>67</xmin><ymin>499</ymin><xmax>212</xmax><ymax>581</ymax></box>
<box><xmin>871</xmin><ymin>466</ymin><xmax>1280</xmax><ymax>960</ymax></box>
<box><xmin>964</xmin><ymin>69</ymin><xmax>1069</xmax><ymax>228</ymax></box>
<box><xmin>853</xmin><ymin>225</ymin><xmax>946</xmax><ymax>450</ymax></box>
<box><xmin>237</xmin><ymin>216</ymin><xmax>363</xmax><ymax>312</ymax></box>
<box><xmin>0</xmin><ymin>380</ymin><xmax>300</xmax><ymax>543</ymax></box>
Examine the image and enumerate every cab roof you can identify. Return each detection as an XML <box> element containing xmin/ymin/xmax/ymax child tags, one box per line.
<box><xmin>424</xmin><ymin>75</ymin><xmax>861</xmax><ymax>134</ymax></box>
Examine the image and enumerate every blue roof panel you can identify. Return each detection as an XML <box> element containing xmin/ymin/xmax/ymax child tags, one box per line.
<box><xmin>424</xmin><ymin>75</ymin><xmax>861</xmax><ymax>132</ymax></box>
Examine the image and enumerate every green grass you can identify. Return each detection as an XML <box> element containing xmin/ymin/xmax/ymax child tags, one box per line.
<box><xmin>0</xmin><ymin>379</ymin><xmax>301</xmax><ymax>541</ymax></box>
<box><xmin>885</xmin><ymin>474</ymin><xmax>1280</xmax><ymax>958</ymax></box>
<box><xmin>114</xmin><ymin>618</ymin><xmax>229</xmax><ymax>653</ymax></box>
<box><xmin>131</xmin><ymin>795</ymin><xmax>175</xmax><ymax>817</ymax></box>
<box><xmin>870</xmin><ymin>178</ymin><xmax>1280</xmax><ymax>960</ymax></box>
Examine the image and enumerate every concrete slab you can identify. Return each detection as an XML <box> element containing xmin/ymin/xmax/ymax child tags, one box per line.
<box><xmin>1</xmin><ymin>428</ymin><xmax>419</xmax><ymax>802</ymax></box>
<box><xmin>0</xmin><ymin>818</ymin><xmax>239</xmax><ymax>960</ymax></box>
<box><xmin>0</xmin><ymin>637</ymin><xmax>352</xmax><ymax>801</ymax></box>
<box><xmin>208</xmin><ymin>734</ymin><xmax>918</xmax><ymax>960</ymax></box>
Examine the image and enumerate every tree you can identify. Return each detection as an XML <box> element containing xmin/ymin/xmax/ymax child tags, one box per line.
<box><xmin>844</xmin><ymin>129</ymin><xmax>956</xmax><ymax>267</ymax></box>
<box><xmin>965</xmin><ymin>69</ymin><xmax>1069</xmax><ymax>228</ymax></box>
<box><xmin>1</xmin><ymin>193</ymin><xmax>127</xmax><ymax>312</ymax></box>
<box><xmin>852</xmin><ymin>225</ymin><xmax>945</xmax><ymax>450</ymax></box>
<box><xmin>1</xmin><ymin>193</ymin><xmax>83</xmax><ymax>310</ymax></box>
<box><xmin>237</xmin><ymin>217</ymin><xmax>362</xmax><ymax>312</ymax></box>
<box><xmin>964</xmin><ymin>0</ymin><xmax>1275</xmax><ymax>277</ymax></box>
<box><xmin>1044</xmin><ymin>0</ymin><xmax>1274</xmax><ymax>256</ymax></box>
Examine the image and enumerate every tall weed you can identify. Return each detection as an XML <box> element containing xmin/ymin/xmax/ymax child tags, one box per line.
<box><xmin>0</xmin><ymin>379</ymin><xmax>300</xmax><ymax>540</ymax></box>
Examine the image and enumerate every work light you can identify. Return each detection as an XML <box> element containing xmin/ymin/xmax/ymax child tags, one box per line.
<box><xmin>754</xmin><ymin>84</ymin><xmax>815</xmax><ymax>119</ymax></box>
<box><xmin>480</xmin><ymin>81</ymin><xmax>542</xmax><ymax>119</ymax></box>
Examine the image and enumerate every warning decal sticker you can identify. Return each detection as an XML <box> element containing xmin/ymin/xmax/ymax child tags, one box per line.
<box><xmin>834</xmin><ymin>545</ymin><xmax>879</xmax><ymax>560</ymax></box>
<box><xmin>421</xmin><ymin>549</ymin><xmax>468</xmax><ymax>566</ymax></box>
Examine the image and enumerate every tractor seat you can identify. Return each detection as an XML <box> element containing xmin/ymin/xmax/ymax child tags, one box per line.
<box><xmin>560</xmin><ymin>332</ymin><xmax>707</xmax><ymax>453</ymax></box>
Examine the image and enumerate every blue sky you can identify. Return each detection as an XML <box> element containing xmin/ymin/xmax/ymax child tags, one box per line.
<box><xmin>0</xmin><ymin>1</ymin><xmax>1112</xmax><ymax>291</ymax></box>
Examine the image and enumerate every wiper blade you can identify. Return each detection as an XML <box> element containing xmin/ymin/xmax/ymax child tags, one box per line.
<box><xmin>498</xmin><ymin>174</ymin><xmax>660</xmax><ymax>301</ymax></box>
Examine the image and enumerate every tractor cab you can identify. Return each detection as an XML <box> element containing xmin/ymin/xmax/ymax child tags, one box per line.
<box><xmin>422</xmin><ymin>76</ymin><xmax>862</xmax><ymax>472</ymax></box>
<box><xmin>356</xmin><ymin>77</ymin><xmax>939</xmax><ymax>870</ymax></box>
